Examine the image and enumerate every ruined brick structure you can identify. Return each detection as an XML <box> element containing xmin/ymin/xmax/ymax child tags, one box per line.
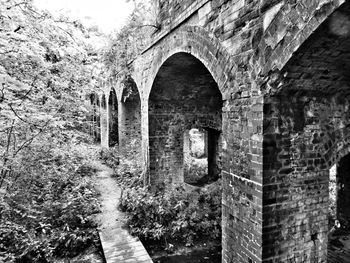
<box><xmin>98</xmin><ymin>0</ymin><xmax>350</xmax><ymax>262</ymax></box>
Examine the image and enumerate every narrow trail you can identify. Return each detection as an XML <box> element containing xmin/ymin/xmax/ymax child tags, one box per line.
<box><xmin>94</xmin><ymin>162</ymin><xmax>153</xmax><ymax>263</ymax></box>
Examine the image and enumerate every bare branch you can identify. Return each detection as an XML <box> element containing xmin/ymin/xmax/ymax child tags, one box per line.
<box><xmin>6</xmin><ymin>1</ymin><xmax>28</xmax><ymax>10</ymax></box>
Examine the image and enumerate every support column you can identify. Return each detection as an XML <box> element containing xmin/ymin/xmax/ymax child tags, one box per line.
<box><xmin>100</xmin><ymin>95</ymin><xmax>108</xmax><ymax>148</ymax></box>
<box><xmin>118</xmin><ymin>99</ymin><xmax>127</xmax><ymax>147</ymax></box>
<box><xmin>222</xmin><ymin>95</ymin><xmax>263</xmax><ymax>263</ymax></box>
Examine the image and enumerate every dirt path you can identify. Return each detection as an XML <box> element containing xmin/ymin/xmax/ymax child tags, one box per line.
<box><xmin>94</xmin><ymin>161</ymin><xmax>153</xmax><ymax>263</ymax></box>
<box><xmin>94</xmin><ymin>162</ymin><xmax>124</xmax><ymax>236</ymax></box>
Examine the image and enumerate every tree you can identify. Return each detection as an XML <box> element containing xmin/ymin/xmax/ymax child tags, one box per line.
<box><xmin>0</xmin><ymin>0</ymin><xmax>105</xmax><ymax>261</ymax></box>
<box><xmin>101</xmin><ymin>0</ymin><xmax>160</xmax><ymax>83</ymax></box>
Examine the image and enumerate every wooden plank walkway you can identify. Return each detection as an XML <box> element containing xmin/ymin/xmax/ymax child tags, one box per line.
<box><xmin>328</xmin><ymin>229</ymin><xmax>350</xmax><ymax>263</ymax></box>
<box><xmin>94</xmin><ymin>163</ymin><xmax>153</xmax><ymax>263</ymax></box>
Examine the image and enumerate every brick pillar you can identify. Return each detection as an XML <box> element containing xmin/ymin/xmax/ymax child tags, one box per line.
<box><xmin>222</xmin><ymin>95</ymin><xmax>263</xmax><ymax>263</ymax></box>
<box><xmin>141</xmin><ymin>99</ymin><xmax>150</xmax><ymax>186</ymax></box>
<box><xmin>262</xmin><ymin>96</ymin><xmax>329</xmax><ymax>263</ymax></box>
<box><xmin>118</xmin><ymin>100</ymin><xmax>127</xmax><ymax>147</ymax></box>
<box><xmin>100</xmin><ymin>106</ymin><xmax>108</xmax><ymax>148</ymax></box>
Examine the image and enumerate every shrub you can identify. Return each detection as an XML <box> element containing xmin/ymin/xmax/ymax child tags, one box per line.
<box><xmin>0</xmin><ymin>143</ymin><xmax>101</xmax><ymax>262</ymax></box>
<box><xmin>100</xmin><ymin>138</ymin><xmax>143</xmax><ymax>188</ymax></box>
<box><xmin>119</xmin><ymin>181</ymin><xmax>221</xmax><ymax>247</ymax></box>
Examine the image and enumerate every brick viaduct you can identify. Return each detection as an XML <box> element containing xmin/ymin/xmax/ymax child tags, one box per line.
<box><xmin>93</xmin><ymin>0</ymin><xmax>350</xmax><ymax>262</ymax></box>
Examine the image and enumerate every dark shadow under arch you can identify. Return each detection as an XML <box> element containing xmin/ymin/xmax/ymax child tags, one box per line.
<box><xmin>120</xmin><ymin>77</ymin><xmax>142</xmax><ymax>154</ymax></box>
<box><xmin>108</xmin><ymin>88</ymin><xmax>118</xmax><ymax>147</ymax></box>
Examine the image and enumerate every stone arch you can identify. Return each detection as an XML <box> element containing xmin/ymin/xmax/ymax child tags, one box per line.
<box><xmin>257</xmin><ymin>0</ymin><xmax>346</xmax><ymax>75</ymax></box>
<box><xmin>148</xmin><ymin>51</ymin><xmax>223</xmax><ymax>188</ymax></box>
<box><xmin>142</xmin><ymin>25</ymin><xmax>234</xmax><ymax>101</ymax></box>
<box><xmin>262</xmin><ymin>2</ymin><xmax>350</xmax><ymax>261</ymax></box>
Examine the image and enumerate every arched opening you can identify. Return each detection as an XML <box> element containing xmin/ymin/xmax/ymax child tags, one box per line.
<box><xmin>120</xmin><ymin>77</ymin><xmax>141</xmax><ymax>155</ymax></box>
<box><xmin>108</xmin><ymin>88</ymin><xmax>118</xmax><ymax>147</ymax></box>
<box><xmin>263</xmin><ymin>2</ymin><xmax>350</xmax><ymax>262</ymax></box>
<box><xmin>148</xmin><ymin>52</ymin><xmax>222</xmax><ymax>188</ymax></box>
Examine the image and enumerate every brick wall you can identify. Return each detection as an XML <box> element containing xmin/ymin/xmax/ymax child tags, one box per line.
<box><xmin>148</xmin><ymin>52</ymin><xmax>222</xmax><ymax>187</ymax></box>
<box><xmin>99</xmin><ymin>0</ymin><xmax>350</xmax><ymax>262</ymax></box>
<box><xmin>263</xmin><ymin>4</ymin><xmax>350</xmax><ymax>261</ymax></box>
<box><xmin>118</xmin><ymin>79</ymin><xmax>142</xmax><ymax>156</ymax></box>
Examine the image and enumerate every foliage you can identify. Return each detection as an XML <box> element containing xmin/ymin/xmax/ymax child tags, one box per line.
<box><xmin>100</xmin><ymin>137</ymin><xmax>143</xmax><ymax>186</ymax></box>
<box><xmin>0</xmin><ymin>143</ymin><xmax>101</xmax><ymax>262</ymax></box>
<box><xmin>184</xmin><ymin>158</ymin><xmax>208</xmax><ymax>186</ymax></box>
<box><xmin>0</xmin><ymin>1</ymin><xmax>105</xmax><ymax>261</ymax></box>
<box><xmin>101</xmin><ymin>0</ymin><xmax>159</xmax><ymax>88</ymax></box>
<box><xmin>0</xmin><ymin>0</ymin><xmax>105</xmax><ymax>182</ymax></box>
<box><xmin>120</xmin><ymin>182</ymin><xmax>222</xmax><ymax>247</ymax></box>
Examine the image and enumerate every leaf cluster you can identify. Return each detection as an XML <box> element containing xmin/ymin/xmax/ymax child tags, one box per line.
<box><xmin>0</xmin><ymin>1</ymin><xmax>105</xmax><ymax>261</ymax></box>
<box><xmin>120</xmin><ymin>182</ymin><xmax>222</xmax><ymax>247</ymax></box>
<box><xmin>0</xmin><ymin>142</ymin><xmax>101</xmax><ymax>262</ymax></box>
<box><xmin>100</xmin><ymin>0</ymin><xmax>160</xmax><ymax>82</ymax></box>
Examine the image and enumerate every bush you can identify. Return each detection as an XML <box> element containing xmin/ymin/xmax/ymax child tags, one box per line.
<box><xmin>119</xmin><ymin>182</ymin><xmax>221</xmax><ymax>247</ymax></box>
<box><xmin>100</xmin><ymin>139</ymin><xmax>143</xmax><ymax>188</ymax></box>
<box><xmin>184</xmin><ymin>158</ymin><xmax>208</xmax><ymax>185</ymax></box>
<box><xmin>0</xmin><ymin>143</ymin><xmax>101</xmax><ymax>262</ymax></box>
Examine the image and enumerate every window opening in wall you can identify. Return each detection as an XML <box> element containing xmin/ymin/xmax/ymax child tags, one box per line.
<box><xmin>183</xmin><ymin>128</ymin><xmax>208</xmax><ymax>186</ymax></box>
<box><xmin>328</xmin><ymin>154</ymin><xmax>350</xmax><ymax>262</ymax></box>
<box><xmin>329</xmin><ymin>164</ymin><xmax>337</xmax><ymax>224</ymax></box>
<box><xmin>183</xmin><ymin>128</ymin><xmax>221</xmax><ymax>186</ymax></box>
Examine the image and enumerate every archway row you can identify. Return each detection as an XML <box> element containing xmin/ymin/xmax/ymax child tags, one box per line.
<box><xmin>99</xmin><ymin>79</ymin><xmax>142</xmax><ymax>155</ymax></box>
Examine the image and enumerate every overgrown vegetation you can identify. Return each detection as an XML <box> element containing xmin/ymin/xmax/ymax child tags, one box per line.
<box><xmin>101</xmin><ymin>145</ymin><xmax>221</xmax><ymax>250</ymax></box>
<box><xmin>0</xmin><ymin>0</ymin><xmax>105</xmax><ymax>261</ymax></box>
<box><xmin>120</xmin><ymin>183</ymin><xmax>221</xmax><ymax>248</ymax></box>
<box><xmin>101</xmin><ymin>0</ymin><xmax>159</xmax><ymax>98</ymax></box>
<box><xmin>0</xmin><ymin>144</ymin><xmax>101</xmax><ymax>262</ymax></box>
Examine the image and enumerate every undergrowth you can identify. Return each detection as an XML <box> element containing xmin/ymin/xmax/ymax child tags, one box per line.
<box><xmin>101</xmin><ymin>139</ymin><xmax>222</xmax><ymax>248</ymax></box>
<box><xmin>119</xmin><ymin>183</ymin><xmax>222</xmax><ymax>247</ymax></box>
<box><xmin>0</xmin><ymin>142</ymin><xmax>101</xmax><ymax>263</ymax></box>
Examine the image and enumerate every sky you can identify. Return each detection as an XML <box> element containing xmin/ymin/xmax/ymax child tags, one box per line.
<box><xmin>33</xmin><ymin>0</ymin><xmax>135</xmax><ymax>33</ymax></box>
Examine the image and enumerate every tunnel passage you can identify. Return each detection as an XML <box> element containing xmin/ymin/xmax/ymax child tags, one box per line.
<box><xmin>119</xmin><ymin>77</ymin><xmax>141</xmax><ymax>153</ymax></box>
<box><xmin>263</xmin><ymin>2</ymin><xmax>350</xmax><ymax>262</ymax></box>
<box><xmin>148</xmin><ymin>52</ymin><xmax>222</xmax><ymax>188</ymax></box>
<box><xmin>183</xmin><ymin>128</ymin><xmax>221</xmax><ymax>186</ymax></box>
<box><xmin>108</xmin><ymin>89</ymin><xmax>118</xmax><ymax>147</ymax></box>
